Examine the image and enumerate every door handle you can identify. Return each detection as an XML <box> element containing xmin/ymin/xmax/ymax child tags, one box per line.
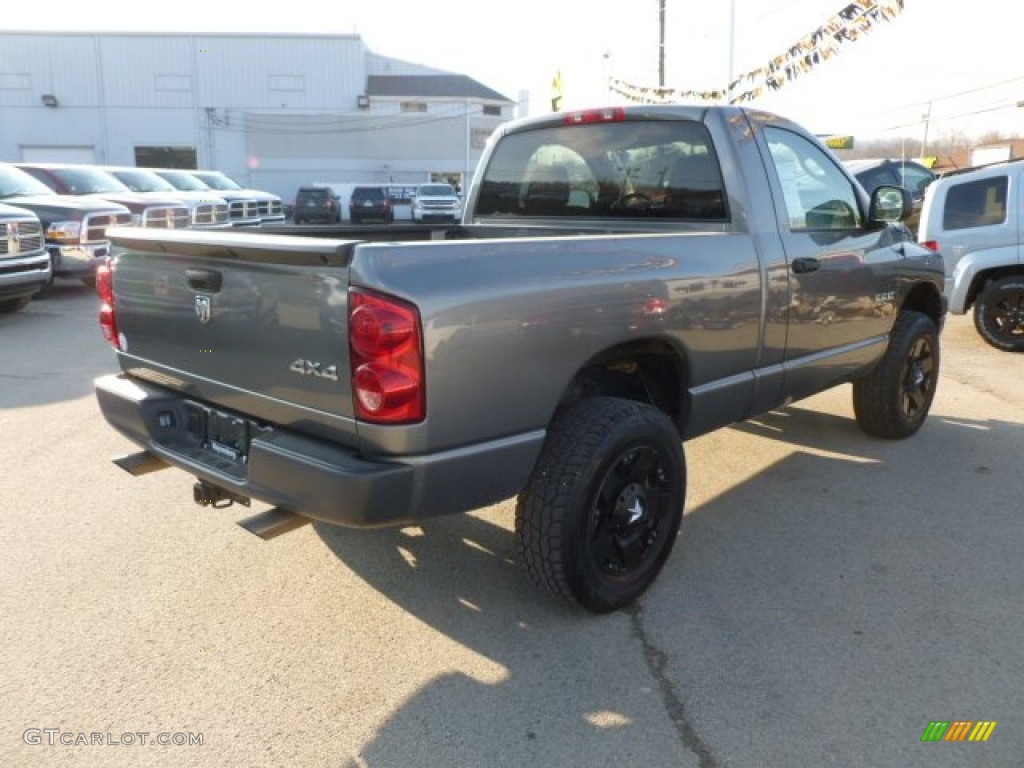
<box><xmin>792</xmin><ymin>257</ymin><xmax>821</xmax><ymax>274</ymax></box>
<box><xmin>185</xmin><ymin>268</ymin><xmax>223</xmax><ymax>293</ymax></box>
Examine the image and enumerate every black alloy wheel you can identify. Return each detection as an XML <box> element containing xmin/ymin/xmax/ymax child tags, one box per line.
<box><xmin>899</xmin><ymin>333</ymin><xmax>937</xmax><ymax>422</ymax></box>
<box><xmin>974</xmin><ymin>276</ymin><xmax>1024</xmax><ymax>352</ymax></box>
<box><xmin>588</xmin><ymin>444</ymin><xmax>675</xmax><ymax>579</ymax></box>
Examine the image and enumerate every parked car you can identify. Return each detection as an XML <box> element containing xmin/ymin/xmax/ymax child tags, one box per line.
<box><xmin>188</xmin><ymin>170</ymin><xmax>285</xmax><ymax>224</ymax></box>
<box><xmin>349</xmin><ymin>185</ymin><xmax>393</xmax><ymax>224</ymax></box>
<box><xmin>152</xmin><ymin>169</ymin><xmax>261</xmax><ymax>227</ymax></box>
<box><xmin>410</xmin><ymin>182</ymin><xmax>462</xmax><ymax>222</ymax></box>
<box><xmin>0</xmin><ymin>203</ymin><xmax>50</xmax><ymax>312</ymax></box>
<box><xmin>293</xmin><ymin>186</ymin><xmax>341</xmax><ymax>224</ymax></box>
<box><xmin>104</xmin><ymin>167</ymin><xmax>231</xmax><ymax>229</ymax></box>
<box><xmin>845</xmin><ymin>158</ymin><xmax>935</xmax><ymax>234</ymax></box>
<box><xmin>0</xmin><ymin>163</ymin><xmax>131</xmax><ymax>286</ymax></box>
<box><xmin>15</xmin><ymin>163</ymin><xmax>189</xmax><ymax>230</ymax></box>
<box><xmin>918</xmin><ymin>159</ymin><xmax>1024</xmax><ymax>352</ymax></box>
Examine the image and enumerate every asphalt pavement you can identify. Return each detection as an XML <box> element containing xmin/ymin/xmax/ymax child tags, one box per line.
<box><xmin>1</xmin><ymin>282</ymin><xmax>1021</xmax><ymax>767</ymax></box>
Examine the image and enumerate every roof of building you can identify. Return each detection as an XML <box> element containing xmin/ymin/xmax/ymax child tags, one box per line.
<box><xmin>367</xmin><ymin>75</ymin><xmax>511</xmax><ymax>103</ymax></box>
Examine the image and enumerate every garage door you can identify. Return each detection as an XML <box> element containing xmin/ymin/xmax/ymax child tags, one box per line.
<box><xmin>20</xmin><ymin>146</ymin><xmax>96</xmax><ymax>163</ymax></box>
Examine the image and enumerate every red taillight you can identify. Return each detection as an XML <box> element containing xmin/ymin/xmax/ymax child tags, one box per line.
<box><xmin>349</xmin><ymin>290</ymin><xmax>424</xmax><ymax>423</ymax></box>
<box><xmin>96</xmin><ymin>260</ymin><xmax>121</xmax><ymax>350</ymax></box>
<box><xmin>642</xmin><ymin>298</ymin><xmax>668</xmax><ymax>315</ymax></box>
<box><xmin>96</xmin><ymin>259</ymin><xmax>114</xmax><ymax>303</ymax></box>
<box><xmin>563</xmin><ymin>107</ymin><xmax>626</xmax><ymax>125</ymax></box>
<box><xmin>921</xmin><ymin>240</ymin><xmax>940</xmax><ymax>252</ymax></box>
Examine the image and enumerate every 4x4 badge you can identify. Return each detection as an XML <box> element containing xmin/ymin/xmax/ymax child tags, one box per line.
<box><xmin>194</xmin><ymin>295</ymin><xmax>212</xmax><ymax>325</ymax></box>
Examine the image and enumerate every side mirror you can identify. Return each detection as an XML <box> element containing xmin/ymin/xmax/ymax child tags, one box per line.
<box><xmin>868</xmin><ymin>185</ymin><xmax>912</xmax><ymax>225</ymax></box>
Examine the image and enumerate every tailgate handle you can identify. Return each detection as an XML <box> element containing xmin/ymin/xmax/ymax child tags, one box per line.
<box><xmin>185</xmin><ymin>268</ymin><xmax>223</xmax><ymax>293</ymax></box>
<box><xmin>791</xmin><ymin>257</ymin><xmax>821</xmax><ymax>274</ymax></box>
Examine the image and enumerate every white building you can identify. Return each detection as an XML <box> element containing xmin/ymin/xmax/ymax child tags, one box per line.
<box><xmin>0</xmin><ymin>32</ymin><xmax>516</xmax><ymax>200</ymax></box>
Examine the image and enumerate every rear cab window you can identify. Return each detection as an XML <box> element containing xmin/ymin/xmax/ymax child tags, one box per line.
<box><xmin>352</xmin><ymin>187</ymin><xmax>387</xmax><ymax>201</ymax></box>
<box><xmin>475</xmin><ymin>119</ymin><xmax>728</xmax><ymax>221</ymax></box>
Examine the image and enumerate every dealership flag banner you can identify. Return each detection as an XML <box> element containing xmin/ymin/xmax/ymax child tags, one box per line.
<box><xmin>609</xmin><ymin>0</ymin><xmax>906</xmax><ymax>105</ymax></box>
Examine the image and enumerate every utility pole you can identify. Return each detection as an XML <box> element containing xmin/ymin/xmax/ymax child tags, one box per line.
<box><xmin>658</xmin><ymin>0</ymin><xmax>666</xmax><ymax>87</ymax></box>
<box><xmin>727</xmin><ymin>0</ymin><xmax>736</xmax><ymax>102</ymax></box>
<box><xmin>921</xmin><ymin>101</ymin><xmax>933</xmax><ymax>159</ymax></box>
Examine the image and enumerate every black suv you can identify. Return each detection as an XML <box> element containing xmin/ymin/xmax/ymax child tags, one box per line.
<box><xmin>293</xmin><ymin>187</ymin><xmax>340</xmax><ymax>224</ymax></box>
<box><xmin>845</xmin><ymin>158</ymin><xmax>935</xmax><ymax>234</ymax></box>
<box><xmin>349</xmin><ymin>186</ymin><xmax>393</xmax><ymax>224</ymax></box>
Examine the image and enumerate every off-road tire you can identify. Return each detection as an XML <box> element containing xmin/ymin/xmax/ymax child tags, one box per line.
<box><xmin>973</xmin><ymin>275</ymin><xmax>1024</xmax><ymax>352</ymax></box>
<box><xmin>853</xmin><ymin>310</ymin><xmax>939</xmax><ymax>439</ymax></box>
<box><xmin>515</xmin><ymin>397</ymin><xmax>685</xmax><ymax>613</ymax></box>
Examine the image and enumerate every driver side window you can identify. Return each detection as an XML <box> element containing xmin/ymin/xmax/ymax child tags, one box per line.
<box><xmin>765</xmin><ymin>127</ymin><xmax>862</xmax><ymax>231</ymax></box>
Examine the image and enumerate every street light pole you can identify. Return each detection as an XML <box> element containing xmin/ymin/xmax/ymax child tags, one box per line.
<box><xmin>921</xmin><ymin>101</ymin><xmax>933</xmax><ymax>159</ymax></box>
<box><xmin>727</xmin><ymin>0</ymin><xmax>736</xmax><ymax>102</ymax></box>
<box><xmin>658</xmin><ymin>0</ymin><xmax>666</xmax><ymax>87</ymax></box>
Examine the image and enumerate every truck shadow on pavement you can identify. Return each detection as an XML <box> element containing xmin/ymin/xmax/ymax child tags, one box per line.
<box><xmin>0</xmin><ymin>284</ymin><xmax>115</xmax><ymax>409</ymax></box>
<box><xmin>315</xmin><ymin>407</ymin><xmax>1024</xmax><ymax>767</ymax></box>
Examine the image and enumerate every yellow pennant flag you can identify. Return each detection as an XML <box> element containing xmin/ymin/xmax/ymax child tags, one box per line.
<box><xmin>551</xmin><ymin>70</ymin><xmax>563</xmax><ymax>112</ymax></box>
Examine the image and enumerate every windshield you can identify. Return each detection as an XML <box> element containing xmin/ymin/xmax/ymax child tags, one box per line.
<box><xmin>0</xmin><ymin>165</ymin><xmax>56</xmax><ymax>198</ymax></box>
<box><xmin>195</xmin><ymin>172</ymin><xmax>242</xmax><ymax>191</ymax></box>
<box><xmin>156</xmin><ymin>171</ymin><xmax>211</xmax><ymax>191</ymax></box>
<box><xmin>475</xmin><ymin>119</ymin><xmax>728</xmax><ymax>220</ymax></box>
<box><xmin>418</xmin><ymin>184</ymin><xmax>456</xmax><ymax>197</ymax></box>
<box><xmin>52</xmin><ymin>167</ymin><xmax>130</xmax><ymax>195</ymax></box>
<box><xmin>111</xmin><ymin>169</ymin><xmax>178</xmax><ymax>193</ymax></box>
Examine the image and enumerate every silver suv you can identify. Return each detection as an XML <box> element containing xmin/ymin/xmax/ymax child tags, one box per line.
<box><xmin>918</xmin><ymin>160</ymin><xmax>1024</xmax><ymax>352</ymax></box>
<box><xmin>410</xmin><ymin>182</ymin><xmax>461</xmax><ymax>223</ymax></box>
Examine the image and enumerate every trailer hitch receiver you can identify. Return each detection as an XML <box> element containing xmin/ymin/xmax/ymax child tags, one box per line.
<box><xmin>193</xmin><ymin>480</ymin><xmax>250</xmax><ymax>509</ymax></box>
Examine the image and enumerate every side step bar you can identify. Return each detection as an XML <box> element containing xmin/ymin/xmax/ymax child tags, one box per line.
<box><xmin>113</xmin><ymin>451</ymin><xmax>170</xmax><ymax>476</ymax></box>
<box><xmin>236</xmin><ymin>508</ymin><xmax>312</xmax><ymax>540</ymax></box>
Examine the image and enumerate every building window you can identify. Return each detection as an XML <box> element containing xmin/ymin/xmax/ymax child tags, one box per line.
<box><xmin>400</xmin><ymin>102</ymin><xmax>427</xmax><ymax>113</ymax></box>
<box><xmin>269</xmin><ymin>75</ymin><xmax>305</xmax><ymax>92</ymax></box>
<box><xmin>155</xmin><ymin>75</ymin><xmax>192</xmax><ymax>92</ymax></box>
<box><xmin>471</xmin><ymin>128</ymin><xmax>493</xmax><ymax>149</ymax></box>
<box><xmin>134</xmin><ymin>146</ymin><xmax>198</xmax><ymax>169</ymax></box>
<box><xmin>483</xmin><ymin>105</ymin><xmax>501</xmax><ymax>117</ymax></box>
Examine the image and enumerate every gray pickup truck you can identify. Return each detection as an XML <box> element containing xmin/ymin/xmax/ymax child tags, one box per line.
<box><xmin>95</xmin><ymin>105</ymin><xmax>946</xmax><ymax>612</ymax></box>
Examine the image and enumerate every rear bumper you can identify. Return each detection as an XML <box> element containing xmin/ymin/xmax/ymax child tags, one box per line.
<box><xmin>95</xmin><ymin>373</ymin><xmax>544</xmax><ymax>528</ymax></box>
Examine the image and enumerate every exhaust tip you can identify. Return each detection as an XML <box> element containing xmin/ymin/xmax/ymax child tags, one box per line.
<box><xmin>236</xmin><ymin>507</ymin><xmax>311</xmax><ymax>540</ymax></box>
<box><xmin>113</xmin><ymin>451</ymin><xmax>169</xmax><ymax>476</ymax></box>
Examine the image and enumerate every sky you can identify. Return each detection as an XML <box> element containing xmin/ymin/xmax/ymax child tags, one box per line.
<box><xmin>3</xmin><ymin>0</ymin><xmax>1022</xmax><ymax>144</ymax></box>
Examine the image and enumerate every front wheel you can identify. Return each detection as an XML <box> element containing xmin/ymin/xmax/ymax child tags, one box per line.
<box><xmin>852</xmin><ymin>310</ymin><xmax>940</xmax><ymax>439</ymax></box>
<box><xmin>516</xmin><ymin>397</ymin><xmax>685</xmax><ymax>613</ymax></box>
<box><xmin>973</xmin><ymin>275</ymin><xmax>1024</xmax><ymax>352</ymax></box>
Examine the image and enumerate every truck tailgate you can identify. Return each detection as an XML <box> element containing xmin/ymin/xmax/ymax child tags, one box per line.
<box><xmin>109</xmin><ymin>229</ymin><xmax>359</xmax><ymax>440</ymax></box>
